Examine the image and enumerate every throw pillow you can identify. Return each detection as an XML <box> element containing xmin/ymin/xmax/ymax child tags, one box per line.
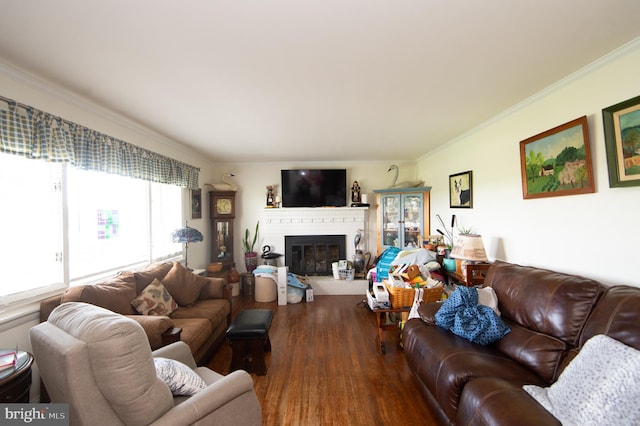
<box><xmin>153</xmin><ymin>357</ymin><xmax>207</xmax><ymax>396</ymax></box>
<box><xmin>477</xmin><ymin>286</ymin><xmax>500</xmax><ymax>316</ymax></box>
<box><xmin>131</xmin><ymin>279</ymin><xmax>177</xmax><ymax>316</ymax></box>
<box><xmin>523</xmin><ymin>334</ymin><xmax>640</xmax><ymax>425</ymax></box>
<box><xmin>161</xmin><ymin>262</ymin><xmax>209</xmax><ymax>306</ymax></box>
<box><xmin>435</xmin><ymin>286</ymin><xmax>510</xmax><ymax>345</ymax></box>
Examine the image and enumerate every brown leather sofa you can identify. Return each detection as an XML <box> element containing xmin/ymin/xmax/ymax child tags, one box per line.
<box><xmin>40</xmin><ymin>261</ymin><xmax>231</xmax><ymax>365</ymax></box>
<box><xmin>402</xmin><ymin>260</ymin><xmax>640</xmax><ymax>425</ymax></box>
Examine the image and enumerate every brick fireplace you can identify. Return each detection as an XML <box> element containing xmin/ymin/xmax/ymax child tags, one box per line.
<box><xmin>260</xmin><ymin>207</ymin><xmax>368</xmax><ymax>292</ymax></box>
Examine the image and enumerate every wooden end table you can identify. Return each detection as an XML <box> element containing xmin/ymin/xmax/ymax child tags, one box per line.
<box><xmin>0</xmin><ymin>350</ymin><xmax>34</xmax><ymax>403</ymax></box>
<box><xmin>373</xmin><ymin>306</ymin><xmax>410</xmax><ymax>354</ymax></box>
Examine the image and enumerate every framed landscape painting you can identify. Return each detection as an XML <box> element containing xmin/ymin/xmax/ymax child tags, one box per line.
<box><xmin>602</xmin><ymin>94</ymin><xmax>640</xmax><ymax>187</ymax></box>
<box><xmin>519</xmin><ymin>116</ymin><xmax>595</xmax><ymax>200</ymax></box>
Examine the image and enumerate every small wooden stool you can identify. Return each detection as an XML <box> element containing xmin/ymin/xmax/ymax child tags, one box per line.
<box><xmin>226</xmin><ymin>309</ymin><xmax>273</xmax><ymax>375</ymax></box>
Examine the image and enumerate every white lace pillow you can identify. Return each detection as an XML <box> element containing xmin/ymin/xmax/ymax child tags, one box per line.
<box><xmin>523</xmin><ymin>334</ymin><xmax>640</xmax><ymax>425</ymax></box>
<box><xmin>154</xmin><ymin>357</ymin><xmax>207</xmax><ymax>396</ymax></box>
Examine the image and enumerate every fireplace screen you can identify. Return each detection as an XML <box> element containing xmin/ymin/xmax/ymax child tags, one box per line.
<box><xmin>285</xmin><ymin>235</ymin><xmax>345</xmax><ymax>276</ymax></box>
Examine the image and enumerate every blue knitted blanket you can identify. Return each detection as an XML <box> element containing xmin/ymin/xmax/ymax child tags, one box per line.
<box><xmin>435</xmin><ymin>287</ymin><xmax>510</xmax><ymax>345</ymax></box>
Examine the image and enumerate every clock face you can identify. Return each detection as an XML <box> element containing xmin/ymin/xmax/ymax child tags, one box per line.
<box><xmin>216</xmin><ymin>198</ymin><xmax>233</xmax><ymax>215</ymax></box>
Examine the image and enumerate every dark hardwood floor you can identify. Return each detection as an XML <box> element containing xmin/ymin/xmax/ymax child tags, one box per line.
<box><xmin>207</xmin><ymin>293</ymin><xmax>438</xmax><ymax>425</ymax></box>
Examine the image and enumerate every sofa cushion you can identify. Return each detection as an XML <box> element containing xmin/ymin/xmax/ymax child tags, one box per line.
<box><xmin>161</xmin><ymin>262</ymin><xmax>208</xmax><ymax>306</ymax></box>
<box><xmin>131</xmin><ymin>279</ymin><xmax>178</xmax><ymax>316</ymax></box>
<box><xmin>170</xmin><ymin>299</ymin><xmax>230</xmax><ymax>329</ymax></box>
<box><xmin>485</xmin><ymin>261</ymin><xmax>603</xmax><ymax>347</ymax></box>
<box><xmin>579</xmin><ymin>285</ymin><xmax>640</xmax><ymax>351</ymax></box>
<box><xmin>61</xmin><ymin>273</ymin><xmax>137</xmax><ymax>315</ymax></box>
<box><xmin>524</xmin><ymin>334</ymin><xmax>640</xmax><ymax>426</ymax></box>
<box><xmin>171</xmin><ymin>318</ymin><xmax>213</xmax><ymax>356</ymax></box>
<box><xmin>495</xmin><ymin>320</ymin><xmax>567</xmax><ymax>383</ymax></box>
<box><xmin>134</xmin><ymin>262</ymin><xmax>173</xmax><ymax>294</ymax></box>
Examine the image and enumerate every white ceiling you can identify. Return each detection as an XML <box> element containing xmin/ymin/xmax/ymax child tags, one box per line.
<box><xmin>2</xmin><ymin>1</ymin><xmax>640</xmax><ymax>163</ymax></box>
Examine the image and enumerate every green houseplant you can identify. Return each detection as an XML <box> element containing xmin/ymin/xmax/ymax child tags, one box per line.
<box><xmin>242</xmin><ymin>221</ymin><xmax>259</xmax><ymax>272</ymax></box>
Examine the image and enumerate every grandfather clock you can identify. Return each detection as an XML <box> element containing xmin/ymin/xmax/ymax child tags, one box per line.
<box><xmin>210</xmin><ymin>191</ymin><xmax>236</xmax><ymax>271</ymax></box>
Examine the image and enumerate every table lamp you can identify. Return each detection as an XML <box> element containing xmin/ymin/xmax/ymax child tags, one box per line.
<box><xmin>450</xmin><ymin>234</ymin><xmax>488</xmax><ymax>262</ymax></box>
<box><xmin>450</xmin><ymin>234</ymin><xmax>488</xmax><ymax>281</ymax></box>
<box><xmin>171</xmin><ymin>222</ymin><xmax>203</xmax><ymax>270</ymax></box>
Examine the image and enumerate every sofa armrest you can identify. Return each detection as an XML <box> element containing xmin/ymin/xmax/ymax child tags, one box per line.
<box><xmin>153</xmin><ymin>341</ymin><xmax>196</xmax><ymax>369</ymax></box>
<box><xmin>199</xmin><ymin>277</ymin><xmax>232</xmax><ymax>325</ymax></box>
<box><xmin>417</xmin><ymin>301</ymin><xmax>442</xmax><ymax>325</ymax></box>
<box><xmin>150</xmin><ymin>370</ymin><xmax>261</xmax><ymax>426</ymax></box>
<box><xmin>126</xmin><ymin>315</ymin><xmax>176</xmax><ymax>349</ymax></box>
<box><xmin>161</xmin><ymin>327</ymin><xmax>182</xmax><ymax>347</ymax></box>
<box><xmin>199</xmin><ymin>277</ymin><xmax>227</xmax><ymax>300</ymax></box>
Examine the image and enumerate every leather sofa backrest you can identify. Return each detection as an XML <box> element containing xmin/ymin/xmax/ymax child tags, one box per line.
<box><xmin>580</xmin><ymin>285</ymin><xmax>640</xmax><ymax>350</ymax></box>
<box><xmin>486</xmin><ymin>261</ymin><xmax>604</xmax><ymax>346</ymax></box>
<box><xmin>485</xmin><ymin>261</ymin><xmax>605</xmax><ymax>382</ymax></box>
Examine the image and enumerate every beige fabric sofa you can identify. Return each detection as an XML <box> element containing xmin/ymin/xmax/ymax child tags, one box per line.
<box><xmin>30</xmin><ymin>302</ymin><xmax>261</xmax><ymax>426</ymax></box>
<box><xmin>40</xmin><ymin>262</ymin><xmax>231</xmax><ymax>365</ymax></box>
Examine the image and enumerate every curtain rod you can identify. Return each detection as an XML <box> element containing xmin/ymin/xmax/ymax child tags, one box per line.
<box><xmin>0</xmin><ymin>94</ymin><xmax>82</xmax><ymax>130</ymax></box>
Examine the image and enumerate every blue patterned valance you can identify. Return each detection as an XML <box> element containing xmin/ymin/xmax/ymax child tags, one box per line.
<box><xmin>0</xmin><ymin>97</ymin><xmax>199</xmax><ymax>189</ymax></box>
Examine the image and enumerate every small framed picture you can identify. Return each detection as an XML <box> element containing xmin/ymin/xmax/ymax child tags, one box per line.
<box><xmin>449</xmin><ymin>171</ymin><xmax>473</xmax><ymax>208</ymax></box>
<box><xmin>519</xmin><ymin>116</ymin><xmax>594</xmax><ymax>199</ymax></box>
<box><xmin>191</xmin><ymin>189</ymin><xmax>202</xmax><ymax>219</ymax></box>
<box><xmin>602</xmin><ymin>94</ymin><xmax>640</xmax><ymax>187</ymax></box>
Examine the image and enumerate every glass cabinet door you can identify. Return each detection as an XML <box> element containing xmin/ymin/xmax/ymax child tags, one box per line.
<box><xmin>381</xmin><ymin>195</ymin><xmax>400</xmax><ymax>248</ymax></box>
<box><xmin>402</xmin><ymin>194</ymin><xmax>423</xmax><ymax>248</ymax></box>
<box><xmin>380</xmin><ymin>192</ymin><xmax>424</xmax><ymax>250</ymax></box>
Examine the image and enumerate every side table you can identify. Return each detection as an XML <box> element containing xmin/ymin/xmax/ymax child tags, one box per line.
<box><xmin>373</xmin><ymin>307</ymin><xmax>410</xmax><ymax>354</ymax></box>
<box><xmin>445</xmin><ymin>262</ymin><xmax>491</xmax><ymax>287</ymax></box>
<box><xmin>0</xmin><ymin>350</ymin><xmax>34</xmax><ymax>403</ymax></box>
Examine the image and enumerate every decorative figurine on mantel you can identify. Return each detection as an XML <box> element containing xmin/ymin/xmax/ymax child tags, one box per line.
<box><xmin>266</xmin><ymin>185</ymin><xmax>275</xmax><ymax>208</ymax></box>
<box><xmin>351</xmin><ymin>180</ymin><xmax>361</xmax><ymax>204</ymax></box>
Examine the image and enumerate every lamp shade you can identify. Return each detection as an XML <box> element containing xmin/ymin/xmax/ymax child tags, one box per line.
<box><xmin>450</xmin><ymin>234</ymin><xmax>488</xmax><ymax>262</ymax></box>
<box><xmin>171</xmin><ymin>226</ymin><xmax>203</xmax><ymax>244</ymax></box>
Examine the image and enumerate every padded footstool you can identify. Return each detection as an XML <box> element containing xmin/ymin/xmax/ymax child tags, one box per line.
<box><xmin>226</xmin><ymin>309</ymin><xmax>273</xmax><ymax>375</ymax></box>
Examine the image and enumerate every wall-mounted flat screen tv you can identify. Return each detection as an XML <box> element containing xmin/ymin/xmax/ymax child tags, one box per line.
<box><xmin>281</xmin><ymin>169</ymin><xmax>347</xmax><ymax>207</ymax></box>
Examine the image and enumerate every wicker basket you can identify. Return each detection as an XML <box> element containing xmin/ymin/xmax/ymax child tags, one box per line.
<box><xmin>384</xmin><ymin>281</ymin><xmax>443</xmax><ymax>308</ymax></box>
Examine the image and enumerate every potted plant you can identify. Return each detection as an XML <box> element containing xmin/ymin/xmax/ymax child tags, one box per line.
<box><xmin>242</xmin><ymin>221</ymin><xmax>259</xmax><ymax>273</ymax></box>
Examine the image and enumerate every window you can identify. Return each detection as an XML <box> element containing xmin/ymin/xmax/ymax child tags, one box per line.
<box><xmin>0</xmin><ymin>152</ymin><xmax>183</xmax><ymax>306</ymax></box>
<box><xmin>0</xmin><ymin>154</ymin><xmax>64</xmax><ymax>302</ymax></box>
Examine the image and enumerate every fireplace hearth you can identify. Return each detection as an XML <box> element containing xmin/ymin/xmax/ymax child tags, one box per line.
<box><xmin>285</xmin><ymin>235</ymin><xmax>346</xmax><ymax>276</ymax></box>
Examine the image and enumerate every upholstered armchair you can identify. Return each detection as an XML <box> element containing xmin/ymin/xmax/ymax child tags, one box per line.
<box><xmin>30</xmin><ymin>302</ymin><xmax>262</xmax><ymax>426</ymax></box>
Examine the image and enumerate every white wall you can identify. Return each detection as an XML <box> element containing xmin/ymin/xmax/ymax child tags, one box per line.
<box><xmin>415</xmin><ymin>39</ymin><xmax>640</xmax><ymax>287</ymax></box>
<box><xmin>204</xmin><ymin>161</ymin><xmax>418</xmax><ymax>270</ymax></box>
